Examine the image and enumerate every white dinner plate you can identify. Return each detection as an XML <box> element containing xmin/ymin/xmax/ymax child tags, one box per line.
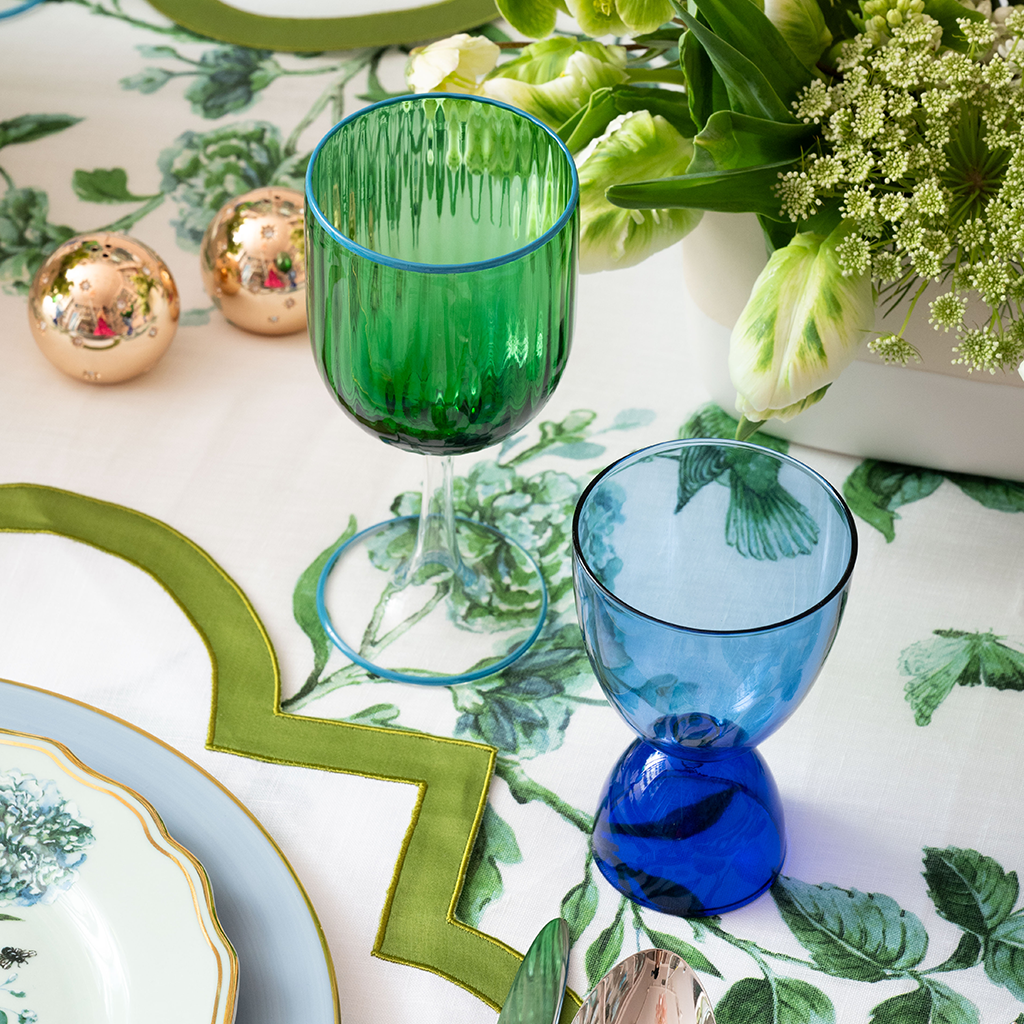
<box><xmin>0</xmin><ymin>728</ymin><xmax>238</xmax><ymax>1024</ymax></box>
<box><xmin>0</xmin><ymin>678</ymin><xmax>339</xmax><ymax>1024</ymax></box>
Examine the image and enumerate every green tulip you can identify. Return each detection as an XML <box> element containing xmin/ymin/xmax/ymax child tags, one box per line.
<box><xmin>729</xmin><ymin>222</ymin><xmax>874</xmax><ymax>425</ymax></box>
<box><xmin>406</xmin><ymin>34</ymin><xmax>501</xmax><ymax>94</ymax></box>
<box><xmin>496</xmin><ymin>0</ymin><xmax>674</xmax><ymax>39</ymax></box>
<box><xmin>762</xmin><ymin>0</ymin><xmax>833</xmax><ymax>68</ymax></box>
<box><xmin>481</xmin><ymin>38</ymin><xmax>627</xmax><ymax>130</ymax></box>
<box><xmin>567</xmin><ymin>0</ymin><xmax>675</xmax><ymax>36</ymax></box>
<box><xmin>579</xmin><ymin>111</ymin><xmax>701</xmax><ymax>272</ymax></box>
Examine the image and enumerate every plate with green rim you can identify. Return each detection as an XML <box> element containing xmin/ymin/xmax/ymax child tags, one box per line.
<box><xmin>0</xmin><ymin>677</ymin><xmax>339</xmax><ymax>1024</ymax></box>
<box><xmin>144</xmin><ymin>0</ymin><xmax>498</xmax><ymax>52</ymax></box>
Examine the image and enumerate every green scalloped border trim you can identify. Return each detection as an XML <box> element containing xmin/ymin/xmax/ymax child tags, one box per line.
<box><xmin>144</xmin><ymin>0</ymin><xmax>498</xmax><ymax>51</ymax></box>
<box><xmin>0</xmin><ymin>482</ymin><xmax>581</xmax><ymax>1021</ymax></box>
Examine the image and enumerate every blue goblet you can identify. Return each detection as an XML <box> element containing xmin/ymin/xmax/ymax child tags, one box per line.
<box><xmin>572</xmin><ymin>439</ymin><xmax>857</xmax><ymax>916</ymax></box>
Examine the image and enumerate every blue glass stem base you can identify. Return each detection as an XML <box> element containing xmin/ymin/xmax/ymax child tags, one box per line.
<box><xmin>316</xmin><ymin>515</ymin><xmax>547</xmax><ymax>685</ymax></box>
<box><xmin>591</xmin><ymin>739</ymin><xmax>786</xmax><ymax>917</ymax></box>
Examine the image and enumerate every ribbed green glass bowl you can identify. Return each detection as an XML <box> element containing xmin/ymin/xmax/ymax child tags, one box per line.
<box><xmin>305</xmin><ymin>94</ymin><xmax>579</xmax><ymax>455</ymax></box>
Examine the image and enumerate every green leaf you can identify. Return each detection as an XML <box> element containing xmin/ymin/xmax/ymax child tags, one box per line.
<box><xmin>922</xmin><ymin>846</ymin><xmax>1019</xmax><ymax>936</ymax></box>
<box><xmin>121</xmin><ymin>67</ymin><xmax>176</xmax><ymax>94</ymax></box>
<box><xmin>560</xmin><ymin>866</ymin><xmax>599</xmax><ymax>944</ymax></box>
<box><xmin>870</xmin><ymin>980</ymin><xmax>979</xmax><ymax>1024</ymax></box>
<box><xmin>945</xmin><ymin>475</ymin><xmax>1024</xmax><ymax>513</ymax></box>
<box><xmin>0</xmin><ymin>113</ymin><xmax>82</xmax><ymax>150</ymax></box>
<box><xmin>716</xmin><ymin>976</ymin><xmax>834</xmax><ymax>1024</ymax></box>
<box><xmin>688</xmin><ymin>110</ymin><xmax>814</xmax><ymax>175</ymax></box>
<box><xmin>72</xmin><ymin>167</ymin><xmax>160</xmax><ymax>204</ymax></box>
<box><xmin>642</xmin><ymin>927</ymin><xmax>722</xmax><ymax>977</ymax></box>
<box><xmin>677</xmin><ymin>7</ymin><xmax>798</xmax><ymax>122</ymax></box>
<box><xmin>495</xmin><ymin>0</ymin><xmax>559</xmax><ymax>39</ymax></box>
<box><xmin>585</xmin><ymin>909</ymin><xmax>625</xmax><ymax>988</ymax></box>
<box><xmin>0</xmin><ymin>914</ymin><xmax>20</xmax><ymax>921</ymax></box>
<box><xmin>681</xmin><ymin>27</ymin><xmax>722</xmax><ymax>130</ymax></box>
<box><xmin>841</xmin><ymin>461</ymin><xmax>945</xmax><ymax>542</ymax></box>
<box><xmin>607</xmin><ymin>160</ymin><xmax>796</xmax><ymax>216</ymax></box>
<box><xmin>456</xmin><ymin>804</ymin><xmax>523</xmax><ymax>927</ymax></box>
<box><xmin>293</xmin><ymin>517</ymin><xmax>358</xmax><ymax>686</ymax></box>
<box><xmin>901</xmin><ymin>630</ymin><xmax>1024</xmax><ymax>725</ymax></box>
<box><xmin>690</xmin><ymin>0</ymin><xmax>814</xmax><ymax>106</ymax></box>
<box><xmin>772</xmin><ymin>876</ymin><xmax>928</xmax><ymax>981</ymax></box>
<box><xmin>559</xmin><ymin>87</ymin><xmax>619</xmax><ymax>152</ymax></box>
<box><xmin>345</xmin><ymin>703</ymin><xmax>402</xmax><ymax>728</ymax></box>
<box><xmin>929</xmin><ymin>931</ymin><xmax>982</xmax><ymax>973</ymax></box>
<box><xmin>985</xmin><ymin>913</ymin><xmax>1024</xmax><ymax>1000</ymax></box>
<box><xmin>610</xmin><ymin>85</ymin><xmax>699</xmax><ymax>140</ymax></box>
<box><xmin>137</xmin><ymin>44</ymin><xmax>183</xmax><ymax>58</ymax></box>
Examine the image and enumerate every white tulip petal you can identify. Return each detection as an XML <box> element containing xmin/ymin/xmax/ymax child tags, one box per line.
<box><xmin>729</xmin><ymin>223</ymin><xmax>874</xmax><ymax>421</ymax></box>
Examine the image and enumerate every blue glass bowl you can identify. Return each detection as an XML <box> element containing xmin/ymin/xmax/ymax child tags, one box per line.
<box><xmin>573</xmin><ymin>439</ymin><xmax>857</xmax><ymax>916</ymax></box>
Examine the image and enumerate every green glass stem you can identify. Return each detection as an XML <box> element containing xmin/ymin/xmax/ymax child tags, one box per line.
<box><xmin>398</xmin><ymin>454</ymin><xmax>474</xmax><ymax>589</ymax></box>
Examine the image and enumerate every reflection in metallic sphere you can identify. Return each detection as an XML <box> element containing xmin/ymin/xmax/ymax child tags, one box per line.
<box><xmin>200</xmin><ymin>186</ymin><xmax>306</xmax><ymax>336</ymax></box>
<box><xmin>28</xmin><ymin>233</ymin><xmax>179</xmax><ymax>385</ymax></box>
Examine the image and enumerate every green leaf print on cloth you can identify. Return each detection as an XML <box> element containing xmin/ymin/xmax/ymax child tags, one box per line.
<box><xmin>677</xmin><ymin>403</ymin><xmax>817</xmax><ymax>560</ymax></box>
<box><xmin>900</xmin><ymin>630</ymin><xmax>1024</xmax><ymax>726</ymax></box>
<box><xmin>158</xmin><ymin>121</ymin><xmax>308</xmax><ymax>249</ymax></box>
<box><xmin>122</xmin><ymin>45</ymin><xmax>286</xmax><ymax>119</ymax></box>
<box><xmin>771</xmin><ymin>877</ymin><xmax>929</xmax><ymax>981</ymax></box>
<box><xmin>0</xmin><ymin>115</ymin><xmax>82</xmax><ymax>294</ymax></box>
<box><xmin>844</xmin><ymin>461</ymin><xmax>1024</xmax><ymax>543</ymax></box>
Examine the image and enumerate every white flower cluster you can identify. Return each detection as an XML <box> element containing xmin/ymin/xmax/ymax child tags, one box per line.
<box><xmin>775</xmin><ymin>4</ymin><xmax>1024</xmax><ymax>373</ymax></box>
<box><xmin>0</xmin><ymin>769</ymin><xmax>95</xmax><ymax>906</ymax></box>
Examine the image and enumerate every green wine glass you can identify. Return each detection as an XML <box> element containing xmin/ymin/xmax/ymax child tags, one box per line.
<box><xmin>305</xmin><ymin>94</ymin><xmax>579</xmax><ymax>684</ymax></box>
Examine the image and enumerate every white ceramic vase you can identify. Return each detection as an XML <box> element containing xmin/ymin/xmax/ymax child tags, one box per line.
<box><xmin>682</xmin><ymin>212</ymin><xmax>1024</xmax><ymax>482</ymax></box>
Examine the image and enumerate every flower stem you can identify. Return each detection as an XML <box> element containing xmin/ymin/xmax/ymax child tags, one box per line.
<box><xmin>496</xmin><ymin>759</ymin><xmax>594</xmax><ymax>832</ymax></box>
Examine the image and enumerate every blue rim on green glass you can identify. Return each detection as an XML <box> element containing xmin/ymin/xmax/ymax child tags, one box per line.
<box><xmin>305</xmin><ymin>93</ymin><xmax>579</xmax><ymax>684</ymax></box>
<box><xmin>305</xmin><ymin>93</ymin><xmax>580</xmax><ymax>275</ymax></box>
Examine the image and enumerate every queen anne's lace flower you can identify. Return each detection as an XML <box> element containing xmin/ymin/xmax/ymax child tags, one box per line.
<box><xmin>773</xmin><ymin>6</ymin><xmax>1024</xmax><ymax>375</ymax></box>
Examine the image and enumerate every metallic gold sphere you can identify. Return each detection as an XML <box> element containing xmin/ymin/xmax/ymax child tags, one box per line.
<box><xmin>28</xmin><ymin>233</ymin><xmax>180</xmax><ymax>385</ymax></box>
<box><xmin>200</xmin><ymin>186</ymin><xmax>306</xmax><ymax>336</ymax></box>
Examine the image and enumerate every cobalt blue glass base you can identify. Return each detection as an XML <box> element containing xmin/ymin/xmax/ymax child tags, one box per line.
<box><xmin>591</xmin><ymin>738</ymin><xmax>786</xmax><ymax>917</ymax></box>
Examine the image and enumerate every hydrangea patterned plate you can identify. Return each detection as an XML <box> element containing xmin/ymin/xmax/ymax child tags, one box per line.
<box><xmin>0</xmin><ymin>728</ymin><xmax>238</xmax><ymax>1024</ymax></box>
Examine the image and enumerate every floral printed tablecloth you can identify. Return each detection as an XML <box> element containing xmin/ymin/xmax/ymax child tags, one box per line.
<box><xmin>3</xmin><ymin>4</ymin><xmax>1024</xmax><ymax>1024</ymax></box>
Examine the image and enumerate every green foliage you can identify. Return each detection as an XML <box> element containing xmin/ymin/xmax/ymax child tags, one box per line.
<box><xmin>772</xmin><ymin>877</ymin><xmax>929</xmax><ymax>981</ymax></box>
<box><xmin>291</xmin><ymin>518</ymin><xmax>358</xmax><ymax>693</ymax></box>
<box><xmin>456</xmin><ymin>804</ymin><xmax>523</xmax><ymax>927</ymax></box>
<box><xmin>922</xmin><ymin>846</ymin><xmax>1019</xmax><ymax>937</ymax></box>
<box><xmin>900</xmin><ymin>630</ymin><xmax>1024</xmax><ymax>725</ymax></box>
<box><xmin>945</xmin><ymin>475</ymin><xmax>1024</xmax><ymax>514</ymax></box>
<box><xmin>0</xmin><ymin>187</ymin><xmax>76</xmax><ymax>295</ymax></box>
<box><xmin>585</xmin><ymin>901</ymin><xmax>625</xmax><ymax>988</ymax></box>
<box><xmin>451</xmin><ymin>622</ymin><xmax>593</xmax><ymax>758</ymax></box>
<box><xmin>639</xmin><ymin>925</ymin><xmax>721</xmax><ymax>977</ymax></box>
<box><xmin>869</xmin><ymin>980</ymin><xmax>978</xmax><ymax>1024</ymax></box>
<box><xmin>157</xmin><ymin>121</ymin><xmax>308</xmax><ymax>250</ymax></box>
<box><xmin>72</xmin><ymin>167</ymin><xmax>159</xmax><ymax>203</ymax></box>
<box><xmin>842</xmin><ymin>461</ymin><xmax>945</xmax><ymax>542</ymax></box>
<box><xmin>0</xmin><ymin>113</ymin><xmax>82</xmax><ymax>150</ymax></box>
<box><xmin>716</xmin><ymin>976</ymin><xmax>835</xmax><ymax>1024</ymax></box>
<box><xmin>183</xmin><ymin>48</ymin><xmax>284</xmax><ymax>119</ymax></box>
<box><xmin>985</xmin><ymin>915</ymin><xmax>1024</xmax><ymax>1000</ymax></box>
<box><xmin>560</xmin><ymin>862</ymin><xmax>600</xmax><ymax>944</ymax></box>
<box><xmin>122</xmin><ymin>45</ymin><xmax>284</xmax><ymax>119</ymax></box>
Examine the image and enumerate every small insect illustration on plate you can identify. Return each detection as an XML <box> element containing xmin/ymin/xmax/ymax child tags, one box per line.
<box><xmin>0</xmin><ymin>947</ymin><xmax>36</xmax><ymax>969</ymax></box>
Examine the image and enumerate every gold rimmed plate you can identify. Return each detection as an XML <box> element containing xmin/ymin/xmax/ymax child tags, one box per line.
<box><xmin>0</xmin><ymin>727</ymin><xmax>238</xmax><ymax>1023</ymax></box>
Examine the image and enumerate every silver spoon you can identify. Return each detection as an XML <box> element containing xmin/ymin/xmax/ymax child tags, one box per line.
<box><xmin>571</xmin><ymin>950</ymin><xmax>717</xmax><ymax>1024</ymax></box>
<box><xmin>497</xmin><ymin>918</ymin><xmax>571</xmax><ymax>1024</ymax></box>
